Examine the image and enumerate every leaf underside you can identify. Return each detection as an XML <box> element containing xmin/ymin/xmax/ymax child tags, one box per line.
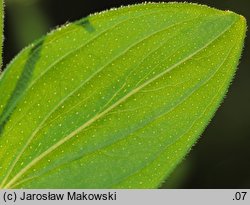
<box><xmin>0</xmin><ymin>3</ymin><xmax>246</xmax><ymax>188</ymax></box>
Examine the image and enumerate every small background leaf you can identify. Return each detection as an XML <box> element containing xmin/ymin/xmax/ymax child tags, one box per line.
<box><xmin>0</xmin><ymin>3</ymin><xmax>246</xmax><ymax>188</ymax></box>
<box><xmin>6</xmin><ymin>0</ymin><xmax>50</xmax><ymax>49</ymax></box>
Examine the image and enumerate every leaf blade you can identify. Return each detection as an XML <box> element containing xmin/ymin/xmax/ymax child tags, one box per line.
<box><xmin>0</xmin><ymin>3</ymin><xmax>246</xmax><ymax>188</ymax></box>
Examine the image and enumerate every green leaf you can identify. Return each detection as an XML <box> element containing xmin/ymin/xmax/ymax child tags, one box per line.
<box><xmin>0</xmin><ymin>2</ymin><xmax>246</xmax><ymax>188</ymax></box>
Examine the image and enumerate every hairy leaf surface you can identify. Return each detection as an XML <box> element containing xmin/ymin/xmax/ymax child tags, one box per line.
<box><xmin>0</xmin><ymin>3</ymin><xmax>246</xmax><ymax>188</ymax></box>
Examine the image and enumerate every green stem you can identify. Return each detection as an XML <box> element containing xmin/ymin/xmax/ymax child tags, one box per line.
<box><xmin>0</xmin><ymin>0</ymin><xmax>4</xmax><ymax>70</ymax></box>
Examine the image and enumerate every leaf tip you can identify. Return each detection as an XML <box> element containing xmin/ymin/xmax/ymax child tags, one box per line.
<box><xmin>239</xmin><ymin>14</ymin><xmax>247</xmax><ymax>30</ymax></box>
